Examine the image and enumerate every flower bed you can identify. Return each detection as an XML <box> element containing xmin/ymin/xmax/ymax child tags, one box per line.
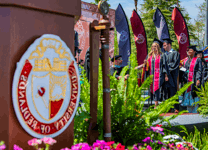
<box><xmin>0</xmin><ymin>125</ymin><xmax>198</xmax><ymax>150</ymax></box>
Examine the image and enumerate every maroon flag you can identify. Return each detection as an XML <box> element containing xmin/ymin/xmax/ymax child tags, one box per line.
<box><xmin>130</xmin><ymin>10</ymin><xmax>148</xmax><ymax>66</ymax></box>
<box><xmin>172</xmin><ymin>7</ymin><xmax>190</xmax><ymax>60</ymax></box>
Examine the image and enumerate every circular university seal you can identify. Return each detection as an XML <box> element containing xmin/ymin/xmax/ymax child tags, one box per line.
<box><xmin>119</xmin><ymin>30</ymin><xmax>128</xmax><ymax>42</ymax></box>
<box><xmin>12</xmin><ymin>34</ymin><xmax>80</xmax><ymax>138</ymax></box>
<box><xmin>179</xmin><ymin>33</ymin><xmax>187</xmax><ymax>44</ymax></box>
<box><xmin>135</xmin><ymin>34</ymin><xmax>145</xmax><ymax>44</ymax></box>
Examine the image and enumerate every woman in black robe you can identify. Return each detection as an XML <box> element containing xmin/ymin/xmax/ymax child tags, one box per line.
<box><xmin>136</xmin><ymin>38</ymin><xmax>165</xmax><ymax>108</ymax></box>
<box><xmin>182</xmin><ymin>45</ymin><xmax>202</xmax><ymax>113</ymax></box>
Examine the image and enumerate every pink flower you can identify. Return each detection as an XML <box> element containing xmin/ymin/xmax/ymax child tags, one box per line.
<box><xmin>168</xmin><ymin>143</ymin><xmax>175</xmax><ymax>148</ymax></box>
<box><xmin>133</xmin><ymin>144</ymin><xmax>138</xmax><ymax>150</ymax></box>
<box><xmin>0</xmin><ymin>144</ymin><xmax>6</xmax><ymax>150</ymax></box>
<box><xmin>187</xmin><ymin>142</ymin><xmax>193</xmax><ymax>147</ymax></box>
<box><xmin>13</xmin><ymin>144</ymin><xmax>23</xmax><ymax>150</ymax></box>
<box><xmin>28</xmin><ymin>138</ymin><xmax>42</xmax><ymax>146</ymax></box>
<box><xmin>41</xmin><ymin>137</ymin><xmax>56</xmax><ymax>145</ymax></box>
<box><xmin>176</xmin><ymin>143</ymin><xmax>184</xmax><ymax>149</ymax></box>
<box><xmin>92</xmin><ymin>140</ymin><xmax>107</xmax><ymax>149</ymax></box>
<box><xmin>142</xmin><ymin>137</ymin><xmax>152</xmax><ymax>143</ymax></box>
<box><xmin>146</xmin><ymin>145</ymin><xmax>152</xmax><ymax>150</ymax></box>
<box><xmin>71</xmin><ymin>143</ymin><xmax>91</xmax><ymax>150</ymax></box>
<box><xmin>150</xmin><ymin>127</ymin><xmax>164</xmax><ymax>132</ymax></box>
<box><xmin>80</xmin><ymin>143</ymin><xmax>91</xmax><ymax>150</ymax></box>
<box><xmin>60</xmin><ymin>148</ymin><xmax>70</xmax><ymax>150</ymax></box>
<box><xmin>160</xmin><ymin>147</ymin><xmax>167</xmax><ymax>150</ymax></box>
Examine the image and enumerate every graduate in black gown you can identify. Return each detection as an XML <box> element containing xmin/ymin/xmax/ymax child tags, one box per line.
<box><xmin>196</xmin><ymin>49</ymin><xmax>208</xmax><ymax>86</ymax></box>
<box><xmin>182</xmin><ymin>45</ymin><xmax>202</xmax><ymax>113</ymax></box>
<box><xmin>162</xmin><ymin>38</ymin><xmax>180</xmax><ymax>112</ymax></box>
<box><xmin>179</xmin><ymin>50</ymin><xmax>189</xmax><ymax>88</ymax></box>
<box><xmin>110</xmin><ymin>55</ymin><xmax>129</xmax><ymax>80</ymax></box>
<box><xmin>140</xmin><ymin>38</ymin><xmax>165</xmax><ymax>108</ymax></box>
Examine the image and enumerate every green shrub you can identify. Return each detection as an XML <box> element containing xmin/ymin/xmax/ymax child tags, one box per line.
<box><xmin>195</xmin><ymin>82</ymin><xmax>208</xmax><ymax>117</ymax></box>
<box><xmin>74</xmin><ymin>53</ymin><xmax>191</xmax><ymax>146</ymax></box>
<box><xmin>180</xmin><ymin>125</ymin><xmax>208</xmax><ymax>150</ymax></box>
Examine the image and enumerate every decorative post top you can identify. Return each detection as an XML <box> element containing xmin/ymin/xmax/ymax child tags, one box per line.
<box><xmin>98</xmin><ymin>0</ymin><xmax>109</xmax><ymax>16</ymax></box>
<box><xmin>98</xmin><ymin>1</ymin><xmax>111</xmax><ymax>27</ymax></box>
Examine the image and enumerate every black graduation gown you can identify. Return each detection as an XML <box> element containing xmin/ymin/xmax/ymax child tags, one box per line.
<box><xmin>184</xmin><ymin>57</ymin><xmax>202</xmax><ymax>98</ymax></box>
<box><xmin>201</xmin><ymin>60</ymin><xmax>208</xmax><ymax>86</ymax></box>
<box><xmin>110</xmin><ymin>66</ymin><xmax>123</xmax><ymax>79</ymax></box>
<box><xmin>162</xmin><ymin>49</ymin><xmax>180</xmax><ymax>89</ymax></box>
<box><xmin>145</xmin><ymin>54</ymin><xmax>165</xmax><ymax>101</ymax></box>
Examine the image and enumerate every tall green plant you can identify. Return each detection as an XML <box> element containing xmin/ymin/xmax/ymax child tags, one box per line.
<box><xmin>74</xmin><ymin>53</ymin><xmax>191</xmax><ymax>146</ymax></box>
<box><xmin>180</xmin><ymin>125</ymin><xmax>208</xmax><ymax>150</ymax></box>
<box><xmin>195</xmin><ymin>82</ymin><xmax>208</xmax><ymax>117</ymax></box>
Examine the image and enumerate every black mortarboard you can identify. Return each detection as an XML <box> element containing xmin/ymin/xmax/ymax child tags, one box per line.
<box><xmin>111</xmin><ymin>55</ymin><xmax>122</xmax><ymax>62</ymax></box>
<box><xmin>162</xmin><ymin>38</ymin><xmax>174</xmax><ymax>44</ymax></box>
<box><xmin>188</xmin><ymin>45</ymin><xmax>197</xmax><ymax>51</ymax></box>
<box><xmin>153</xmin><ymin>38</ymin><xmax>163</xmax><ymax>48</ymax></box>
<box><xmin>196</xmin><ymin>49</ymin><xmax>203</xmax><ymax>54</ymax></box>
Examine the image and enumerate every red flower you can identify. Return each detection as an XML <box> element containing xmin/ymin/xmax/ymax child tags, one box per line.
<box><xmin>107</xmin><ymin>141</ymin><xmax>115</xmax><ymax>146</ymax></box>
<box><xmin>156</xmin><ymin>124</ymin><xmax>162</xmax><ymax>127</ymax></box>
<box><xmin>116</xmin><ymin>143</ymin><xmax>125</xmax><ymax>150</ymax></box>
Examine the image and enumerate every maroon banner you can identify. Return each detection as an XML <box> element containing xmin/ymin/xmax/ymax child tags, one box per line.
<box><xmin>172</xmin><ymin>7</ymin><xmax>190</xmax><ymax>60</ymax></box>
<box><xmin>130</xmin><ymin>10</ymin><xmax>148</xmax><ymax>65</ymax></box>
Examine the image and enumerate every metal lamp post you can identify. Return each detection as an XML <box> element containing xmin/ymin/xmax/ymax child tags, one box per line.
<box><xmin>98</xmin><ymin>0</ymin><xmax>111</xmax><ymax>142</ymax></box>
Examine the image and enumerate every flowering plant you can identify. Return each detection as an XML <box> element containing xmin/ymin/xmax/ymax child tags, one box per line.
<box><xmin>0</xmin><ymin>141</ymin><xmax>6</xmax><ymax>150</ymax></box>
<box><xmin>65</xmin><ymin>125</ymin><xmax>198</xmax><ymax>150</ymax></box>
<box><xmin>28</xmin><ymin>137</ymin><xmax>56</xmax><ymax>150</ymax></box>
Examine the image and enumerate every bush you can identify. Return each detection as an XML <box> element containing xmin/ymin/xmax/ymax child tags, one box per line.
<box><xmin>74</xmin><ymin>53</ymin><xmax>191</xmax><ymax>146</ymax></box>
<box><xmin>195</xmin><ymin>82</ymin><xmax>208</xmax><ymax>117</ymax></box>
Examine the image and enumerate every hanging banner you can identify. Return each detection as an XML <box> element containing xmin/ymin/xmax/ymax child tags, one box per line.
<box><xmin>130</xmin><ymin>10</ymin><xmax>148</xmax><ymax>66</ymax></box>
<box><xmin>12</xmin><ymin>34</ymin><xmax>80</xmax><ymax>138</ymax></box>
<box><xmin>172</xmin><ymin>7</ymin><xmax>190</xmax><ymax>60</ymax></box>
<box><xmin>115</xmin><ymin>4</ymin><xmax>131</xmax><ymax>67</ymax></box>
<box><xmin>153</xmin><ymin>7</ymin><xmax>170</xmax><ymax>53</ymax></box>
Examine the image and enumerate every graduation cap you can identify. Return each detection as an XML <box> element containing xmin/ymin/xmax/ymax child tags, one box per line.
<box><xmin>153</xmin><ymin>38</ymin><xmax>163</xmax><ymax>48</ymax></box>
<box><xmin>196</xmin><ymin>49</ymin><xmax>204</xmax><ymax>54</ymax></box>
<box><xmin>162</xmin><ymin>38</ymin><xmax>174</xmax><ymax>44</ymax></box>
<box><xmin>111</xmin><ymin>55</ymin><xmax>122</xmax><ymax>62</ymax></box>
<box><xmin>188</xmin><ymin>45</ymin><xmax>198</xmax><ymax>51</ymax></box>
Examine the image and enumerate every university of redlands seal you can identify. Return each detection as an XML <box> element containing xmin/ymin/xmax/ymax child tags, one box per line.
<box><xmin>179</xmin><ymin>33</ymin><xmax>187</xmax><ymax>44</ymax></box>
<box><xmin>119</xmin><ymin>30</ymin><xmax>128</xmax><ymax>42</ymax></box>
<box><xmin>12</xmin><ymin>34</ymin><xmax>80</xmax><ymax>138</ymax></box>
<box><xmin>135</xmin><ymin>34</ymin><xmax>145</xmax><ymax>44</ymax></box>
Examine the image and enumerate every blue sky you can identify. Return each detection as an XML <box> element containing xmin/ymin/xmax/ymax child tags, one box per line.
<box><xmin>82</xmin><ymin>0</ymin><xmax>205</xmax><ymax>24</ymax></box>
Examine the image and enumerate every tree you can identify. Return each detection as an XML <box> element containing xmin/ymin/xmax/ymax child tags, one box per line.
<box><xmin>139</xmin><ymin>0</ymin><xmax>197</xmax><ymax>52</ymax></box>
<box><xmin>193</xmin><ymin>19</ymin><xmax>205</xmax><ymax>48</ymax></box>
<box><xmin>193</xmin><ymin>0</ymin><xmax>206</xmax><ymax>48</ymax></box>
<box><xmin>196</xmin><ymin>0</ymin><xmax>206</xmax><ymax>23</ymax></box>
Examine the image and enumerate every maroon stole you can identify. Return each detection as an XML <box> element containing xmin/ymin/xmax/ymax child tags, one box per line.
<box><xmin>187</xmin><ymin>57</ymin><xmax>198</xmax><ymax>92</ymax></box>
<box><xmin>148</xmin><ymin>55</ymin><xmax>161</xmax><ymax>93</ymax></box>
